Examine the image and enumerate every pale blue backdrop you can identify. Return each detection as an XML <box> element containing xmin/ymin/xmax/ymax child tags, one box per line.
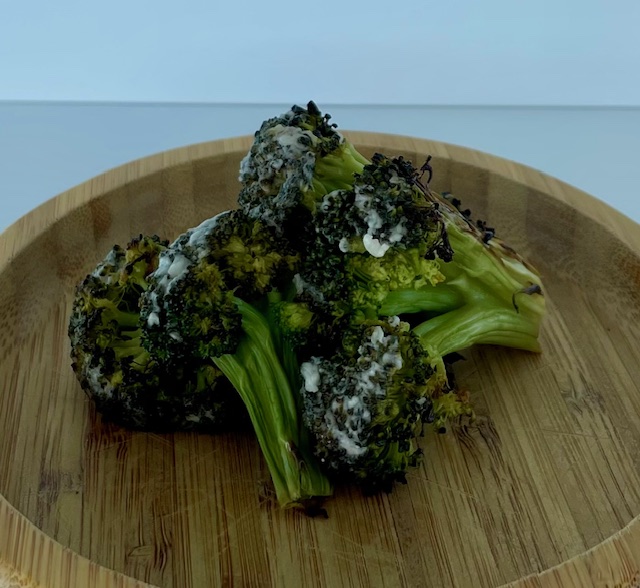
<box><xmin>1</xmin><ymin>0</ymin><xmax>637</xmax><ymax>105</ymax></box>
<box><xmin>1</xmin><ymin>1</ymin><xmax>637</xmax><ymax>231</ymax></box>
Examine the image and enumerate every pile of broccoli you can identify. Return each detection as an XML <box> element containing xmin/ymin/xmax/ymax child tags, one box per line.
<box><xmin>69</xmin><ymin>101</ymin><xmax>546</xmax><ymax>513</ymax></box>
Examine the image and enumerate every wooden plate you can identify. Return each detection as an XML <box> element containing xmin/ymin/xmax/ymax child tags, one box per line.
<box><xmin>2</xmin><ymin>132</ymin><xmax>640</xmax><ymax>588</ymax></box>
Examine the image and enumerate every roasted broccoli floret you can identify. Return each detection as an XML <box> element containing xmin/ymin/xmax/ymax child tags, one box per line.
<box><xmin>238</xmin><ymin>100</ymin><xmax>369</xmax><ymax>232</ymax></box>
<box><xmin>299</xmin><ymin>317</ymin><xmax>472</xmax><ymax>493</ymax></box>
<box><xmin>285</xmin><ymin>153</ymin><xmax>449</xmax><ymax>358</ymax></box>
<box><xmin>294</xmin><ymin>152</ymin><xmax>545</xmax><ymax>357</ymax></box>
<box><xmin>233</xmin><ymin>102</ymin><xmax>545</xmax><ymax>501</ymax></box>
<box><xmin>370</xmin><ymin>184</ymin><xmax>546</xmax><ymax>353</ymax></box>
<box><xmin>314</xmin><ymin>153</ymin><xmax>450</xmax><ymax>259</ymax></box>
<box><xmin>140</xmin><ymin>210</ymin><xmax>333</xmax><ymax>509</ymax></box>
<box><xmin>69</xmin><ymin>101</ymin><xmax>548</xmax><ymax>511</ymax></box>
<box><xmin>68</xmin><ymin>235</ymin><xmax>245</xmax><ymax>432</ymax></box>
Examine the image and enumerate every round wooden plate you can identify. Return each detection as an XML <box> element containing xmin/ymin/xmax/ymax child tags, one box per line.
<box><xmin>2</xmin><ymin>133</ymin><xmax>640</xmax><ymax>588</ymax></box>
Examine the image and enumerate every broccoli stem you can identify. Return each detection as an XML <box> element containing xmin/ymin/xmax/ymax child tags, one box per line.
<box><xmin>213</xmin><ymin>298</ymin><xmax>333</xmax><ymax>509</ymax></box>
<box><xmin>111</xmin><ymin>331</ymin><xmax>147</xmax><ymax>360</ymax></box>
<box><xmin>113</xmin><ymin>338</ymin><xmax>144</xmax><ymax>356</ymax></box>
<box><xmin>379</xmin><ymin>286</ymin><xmax>465</xmax><ymax>315</ymax></box>
<box><xmin>95</xmin><ymin>300</ymin><xmax>140</xmax><ymax>328</ymax></box>
<box><xmin>384</xmin><ymin>220</ymin><xmax>544</xmax><ymax>357</ymax></box>
<box><xmin>344</xmin><ymin>141</ymin><xmax>371</xmax><ymax>167</ymax></box>
<box><xmin>262</xmin><ymin>289</ymin><xmax>306</xmax><ymax>390</ymax></box>
<box><xmin>312</xmin><ymin>147</ymin><xmax>367</xmax><ymax>194</ymax></box>
<box><xmin>380</xmin><ymin>265</ymin><xmax>543</xmax><ymax>349</ymax></box>
<box><xmin>414</xmin><ymin>303</ymin><xmax>542</xmax><ymax>357</ymax></box>
<box><xmin>438</xmin><ymin>222</ymin><xmax>543</xmax><ymax>305</ymax></box>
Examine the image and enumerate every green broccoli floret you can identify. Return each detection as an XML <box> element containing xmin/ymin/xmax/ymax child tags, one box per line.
<box><xmin>371</xmin><ymin>189</ymin><xmax>545</xmax><ymax>354</ymax></box>
<box><xmin>68</xmin><ymin>235</ymin><xmax>245</xmax><ymax>432</ymax></box>
<box><xmin>314</xmin><ymin>153</ymin><xmax>450</xmax><ymax>259</ymax></box>
<box><xmin>236</xmin><ymin>106</ymin><xmax>544</xmax><ymax>498</ymax></box>
<box><xmin>296</xmin><ymin>152</ymin><xmax>545</xmax><ymax>357</ymax></box>
<box><xmin>270</xmin><ymin>299</ymin><xmax>314</xmax><ymax>348</ymax></box>
<box><xmin>138</xmin><ymin>214</ymin><xmax>243</xmax><ymax>363</ymax></box>
<box><xmin>299</xmin><ymin>317</ymin><xmax>472</xmax><ymax>493</ymax></box>
<box><xmin>238</xmin><ymin>101</ymin><xmax>369</xmax><ymax>231</ymax></box>
<box><xmin>140</xmin><ymin>210</ymin><xmax>333</xmax><ymax>510</ymax></box>
<box><xmin>287</xmin><ymin>154</ymin><xmax>450</xmax><ymax>357</ymax></box>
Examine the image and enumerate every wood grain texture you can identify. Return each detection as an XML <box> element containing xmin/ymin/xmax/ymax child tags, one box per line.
<box><xmin>1</xmin><ymin>132</ymin><xmax>640</xmax><ymax>587</ymax></box>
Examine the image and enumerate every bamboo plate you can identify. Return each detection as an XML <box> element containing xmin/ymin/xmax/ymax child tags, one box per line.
<box><xmin>2</xmin><ymin>132</ymin><xmax>640</xmax><ymax>588</ymax></box>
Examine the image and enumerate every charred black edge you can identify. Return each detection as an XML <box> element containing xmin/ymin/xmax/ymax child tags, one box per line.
<box><xmin>511</xmin><ymin>284</ymin><xmax>544</xmax><ymax>313</ymax></box>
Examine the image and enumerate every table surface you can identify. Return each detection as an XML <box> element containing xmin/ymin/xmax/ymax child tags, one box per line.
<box><xmin>1</xmin><ymin>102</ymin><xmax>639</xmax><ymax>233</ymax></box>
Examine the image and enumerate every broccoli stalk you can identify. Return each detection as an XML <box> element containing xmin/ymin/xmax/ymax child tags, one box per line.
<box><xmin>140</xmin><ymin>210</ymin><xmax>333</xmax><ymax>510</ymax></box>
<box><xmin>298</xmin><ymin>150</ymin><xmax>545</xmax><ymax>359</ymax></box>
<box><xmin>414</xmin><ymin>303</ymin><xmax>542</xmax><ymax>357</ymax></box>
<box><xmin>380</xmin><ymin>219</ymin><xmax>545</xmax><ymax>355</ymax></box>
<box><xmin>379</xmin><ymin>286</ymin><xmax>464</xmax><ymax>315</ymax></box>
<box><xmin>264</xmin><ymin>291</ymin><xmax>313</xmax><ymax>388</ymax></box>
<box><xmin>214</xmin><ymin>299</ymin><xmax>332</xmax><ymax>508</ymax></box>
<box><xmin>305</xmin><ymin>141</ymin><xmax>368</xmax><ymax>210</ymax></box>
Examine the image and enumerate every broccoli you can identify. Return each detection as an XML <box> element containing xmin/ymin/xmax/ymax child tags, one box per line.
<box><xmin>237</xmin><ymin>100</ymin><xmax>369</xmax><ymax>232</ymax></box>
<box><xmin>294</xmin><ymin>152</ymin><xmax>545</xmax><ymax>358</ymax></box>
<box><xmin>233</xmin><ymin>102</ymin><xmax>545</xmax><ymax>500</ymax></box>
<box><xmin>68</xmin><ymin>235</ymin><xmax>245</xmax><ymax>432</ymax></box>
<box><xmin>140</xmin><ymin>210</ymin><xmax>333</xmax><ymax>510</ymax></box>
<box><xmin>314</xmin><ymin>152</ymin><xmax>450</xmax><ymax>259</ymax></box>
<box><xmin>299</xmin><ymin>317</ymin><xmax>472</xmax><ymax>493</ymax></box>
<box><xmin>69</xmin><ymin>101</ymin><xmax>548</xmax><ymax>511</ymax></box>
<box><xmin>376</xmin><ymin>186</ymin><xmax>545</xmax><ymax>354</ymax></box>
<box><xmin>264</xmin><ymin>294</ymin><xmax>315</xmax><ymax>387</ymax></box>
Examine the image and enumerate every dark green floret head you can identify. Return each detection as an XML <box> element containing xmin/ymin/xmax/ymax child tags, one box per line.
<box><xmin>299</xmin><ymin>317</ymin><xmax>470</xmax><ymax>493</ymax></box>
<box><xmin>68</xmin><ymin>235</ymin><xmax>245</xmax><ymax>432</ymax></box>
<box><xmin>237</xmin><ymin>101</ymin><xmax>369</xmax><ymax>231</ymax></box>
